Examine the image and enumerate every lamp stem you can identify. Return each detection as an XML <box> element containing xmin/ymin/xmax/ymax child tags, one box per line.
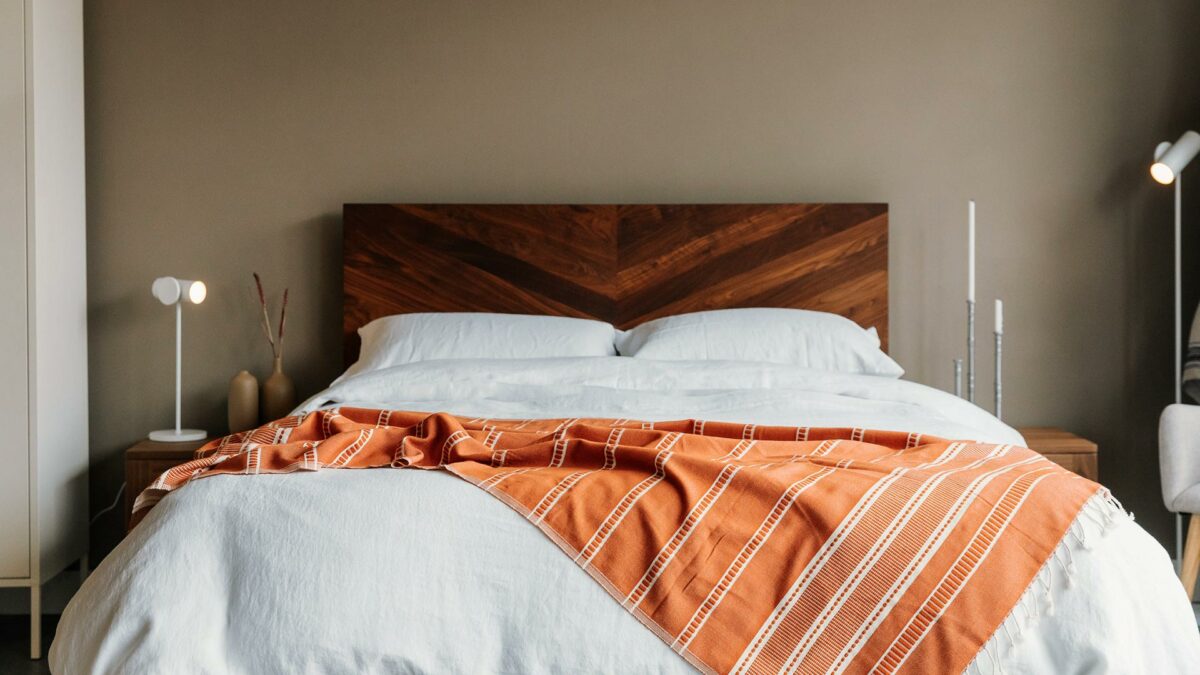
<box><xmin>176</xmin><ymin>301</ymin><xmax>182</xmax><ymax>434</ymax></box>
<box><xmin>1177</xmin><ymin>174</ymin><xmax>1183</xmax><ymax>406</ymax></box>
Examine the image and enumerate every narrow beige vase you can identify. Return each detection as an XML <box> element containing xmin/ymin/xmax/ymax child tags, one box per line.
<box><xmin>228</xmin><ymin>370</ymin><xmax>259</xmax><ymax>433</ymax></box>
<box><xmin>262</xmin><ymin>355</ymin><xmax>296</xmax><ymax>422</ymax></box>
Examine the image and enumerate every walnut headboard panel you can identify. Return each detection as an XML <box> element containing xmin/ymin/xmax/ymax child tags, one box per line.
<box><xmin>342</xmin><ymin>203</ymin><xmax>888</xmax><ymax>364</ymax></box>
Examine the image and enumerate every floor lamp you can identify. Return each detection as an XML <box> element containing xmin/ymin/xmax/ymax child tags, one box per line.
<box><xmin>1152</xmin><ymin>130</ymin><xmax>1200</xmax><ymax>567</ymax></box>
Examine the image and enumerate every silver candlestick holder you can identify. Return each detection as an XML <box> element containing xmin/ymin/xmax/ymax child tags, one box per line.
<box><xmin>967</xmin><ymin>299</ymin><xmax>976</xmax><ymax>403</ymax></box>
<box><xmin>994</xmin><ymin>331</ymin><xmax>1003</xmax><ymax>420</ymax></box>
<box><xmin>953</xmin><ymin>359</ymin><xmax>963</xmax><ymax>397</ymax></box>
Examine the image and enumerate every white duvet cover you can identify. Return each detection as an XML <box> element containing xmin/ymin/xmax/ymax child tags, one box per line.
<box><xmin>52</xmin><ymin>358</ymin><xmax>1199</xmax><ymax>673</ymax></box>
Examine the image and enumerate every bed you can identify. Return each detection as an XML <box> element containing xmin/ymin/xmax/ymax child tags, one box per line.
<box><xmin>51</xmin><ymin>204</ymin><xmax>1199</xmax><ymax>673</ymax></box>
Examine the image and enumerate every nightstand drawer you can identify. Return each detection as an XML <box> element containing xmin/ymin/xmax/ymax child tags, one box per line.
<box><xmin>125</xmin><ymin>438</ymin><xmax>210</xmax><ymax>532</ymax></box>
<box><xmin>1018</xmin><ymin>427</ymin><xmax>1099</xmax><ymax>482</ymax></box>
<box><xmin>1040</xmin><ymin>452</ymin><xmax>1099</xmax><ymax>482</ymax></box>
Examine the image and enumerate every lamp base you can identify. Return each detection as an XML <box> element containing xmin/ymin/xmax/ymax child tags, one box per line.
<box><xmin>149</xmin><ymin>428</ymin><xmax>207</xmax><ymax>442</ymax></box>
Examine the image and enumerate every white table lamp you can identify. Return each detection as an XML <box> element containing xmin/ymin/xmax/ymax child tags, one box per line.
<box><xmin>149</xmin><ymin>276</ymin><xmax>207</xmax><ymax>442</ymax></box>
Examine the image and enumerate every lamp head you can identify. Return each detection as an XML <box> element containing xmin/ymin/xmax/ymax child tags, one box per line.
<box><xmin>1151</xmin><ymin>130</ymin><xmax>1200</xmax><ymax>185</ymax></box>
<box><xmin>152</xmin><ymin>277</ymin><xmax>206</xmax><ymax>305</ymax></box>
<box><xmin>1151</xmin><ymin>162</ymin><xmax>1176</xmax><ymax>185</ymax></box>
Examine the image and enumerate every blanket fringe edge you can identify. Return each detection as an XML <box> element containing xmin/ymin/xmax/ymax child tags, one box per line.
<box><xmin>966</xmin><ymin>488</ymin><xmax>1129</xmax><ymax>675</ymax></box>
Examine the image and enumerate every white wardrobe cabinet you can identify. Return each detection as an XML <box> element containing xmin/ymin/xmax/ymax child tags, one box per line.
<box><xmin>0</xmin><ymin>0</ymin><xmax>89</xmax><ymax>660</ymax></box>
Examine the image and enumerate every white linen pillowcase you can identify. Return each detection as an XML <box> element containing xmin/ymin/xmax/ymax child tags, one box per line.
<box><xmin>615</xmin><ymin>308</ymin><xmax>903</xmax><ymax>377</ymax></box>
<box><xmin>340</xmin><ymin>312</ymin><xmax>618</xmax><ymax>380</ymax></box>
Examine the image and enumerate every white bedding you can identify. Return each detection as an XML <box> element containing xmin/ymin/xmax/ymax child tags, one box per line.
<box><xmin>52</xmin><ymin>358</ymin><xmax>1200</xmax><ymax>673</ymax></box>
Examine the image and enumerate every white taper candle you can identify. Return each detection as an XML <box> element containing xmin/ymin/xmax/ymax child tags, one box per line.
<box><xmin>968</xmin><ymin>200</ymin><xmax>976</xmax><ymax>302</ymax></box>
<box><xmin>994</xmin><ymin>298</ymin><xmax>1003</xmax><ymax>334</ymax></box>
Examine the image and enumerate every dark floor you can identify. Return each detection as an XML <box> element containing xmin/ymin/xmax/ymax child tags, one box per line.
<box><xmin>0</xmin><ymin>615</ymin><xmax>56</xmax><ymax>675</ymax></box>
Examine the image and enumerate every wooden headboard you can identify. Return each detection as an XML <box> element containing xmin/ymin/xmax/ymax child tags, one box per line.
<box><xmin>343</xmin><ymin>203</ymin><xmax>888</xmax><ymax>364</ymax></box>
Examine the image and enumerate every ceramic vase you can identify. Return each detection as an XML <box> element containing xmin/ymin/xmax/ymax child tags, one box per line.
<box><xmin>262</xmin><ymin>355</ymin><xmax>296</xmax><ymax>422</ymax></box>
<box><xmin>228</xmin><ymin>370</ymin><xmax>260</xmax><ymax>433</ymax></box>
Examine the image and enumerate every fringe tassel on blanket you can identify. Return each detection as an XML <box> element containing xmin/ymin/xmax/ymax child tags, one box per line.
<box><xmin>967</xmin><ymin>490</ymin><xmax>1131</xmax><ymax>675</ymax></box>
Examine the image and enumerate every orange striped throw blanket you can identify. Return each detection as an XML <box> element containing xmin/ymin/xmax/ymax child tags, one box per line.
<box><xmin>133</xmin><ymin>408</ymin><xmax>1108</xmax><ymax>674</ymax></box>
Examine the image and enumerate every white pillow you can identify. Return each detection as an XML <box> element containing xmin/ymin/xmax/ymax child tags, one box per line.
<box><xmin>615</xmin><ymin>308</ymin><xmax>903</xmax><ymax>377</ymax></box>
<box><xmin>343</xmin><ymin>312</ymin><xmax>618</xmax><ymax>378</ymax></box>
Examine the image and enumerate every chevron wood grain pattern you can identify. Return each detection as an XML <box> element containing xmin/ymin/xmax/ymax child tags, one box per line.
<box><xmin>343</xmin><ymin>203</ymin><xmax>888</xmax><ymax>364</ymax></box>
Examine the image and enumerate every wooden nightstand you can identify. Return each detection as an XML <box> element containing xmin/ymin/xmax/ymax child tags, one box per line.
<box><xmin>124</xmin><ymin>438</ymin><xmax>210</xmax><ymax>532</ymax></box>
<box><xmin>1018</xmin><ymin>427</ymin><xmax>1099</xmax><ymax>482</ymax></box>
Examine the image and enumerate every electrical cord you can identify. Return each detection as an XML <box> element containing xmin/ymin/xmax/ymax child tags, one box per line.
<box><xmin>89</xmin><ymin>481</ymin><xmax>127</xmax><ymax>525</ymax></box>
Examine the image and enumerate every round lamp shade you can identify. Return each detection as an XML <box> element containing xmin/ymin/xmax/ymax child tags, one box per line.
<box><xmin>187</xmin><ymin>280</ymin><xmax>207</xmax><ymax>304</ymax></box>
<box><xmin>1151</xmin><ymin>162</ymin><xmax>1177</xmax><ymax>185</ymax></box>
<box><xmin>152</xmin><ymin>277</ymin><xmax>206</xmax><ymax>305</ymax></box>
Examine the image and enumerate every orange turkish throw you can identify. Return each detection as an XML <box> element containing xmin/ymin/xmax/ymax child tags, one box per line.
<box><xmin>132</xmin><ymin>408</ymin><xmax>1107</xmax><ymax>674</ymax></box>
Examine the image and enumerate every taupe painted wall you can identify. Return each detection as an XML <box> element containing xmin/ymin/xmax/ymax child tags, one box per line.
<box><xmin>84</xmin><ymin>1</ymin><xmax>1200</xmax><ymax>559</ymax></box>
